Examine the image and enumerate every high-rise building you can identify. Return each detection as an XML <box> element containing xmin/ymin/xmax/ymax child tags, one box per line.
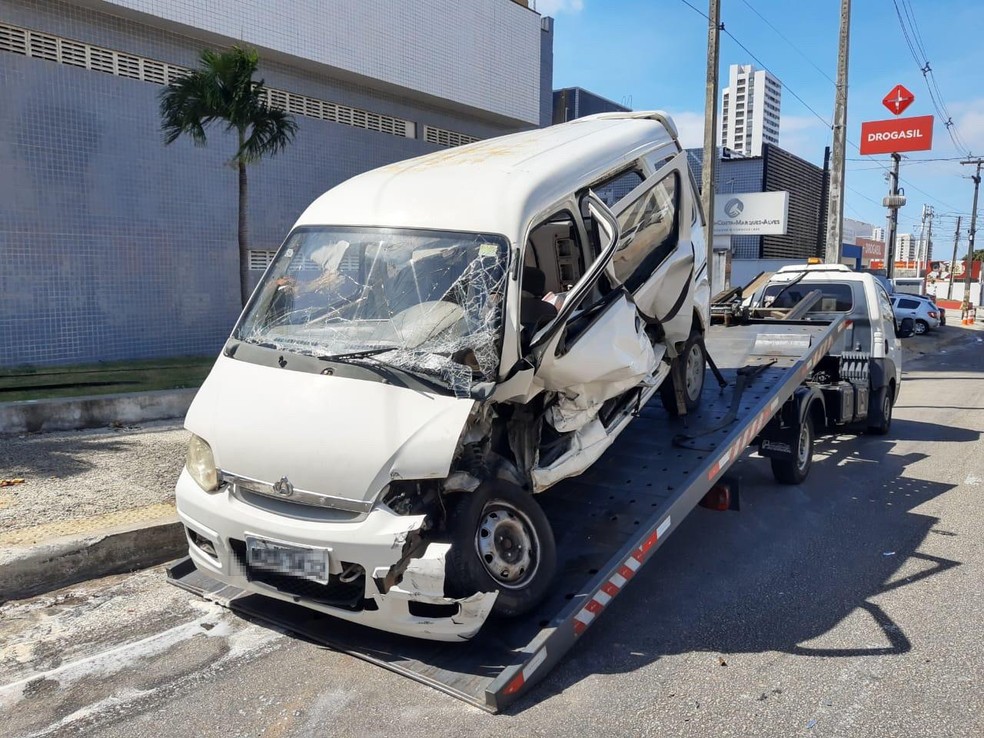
<box><xmin>872</xmin><ymin>229</ymin><xmax>918</xmax><ymax>261</ymax></box>
<box><xmin>720</xmin><ymin>64</ymin><xmax>782</xmax><ymax>157</ymax></box>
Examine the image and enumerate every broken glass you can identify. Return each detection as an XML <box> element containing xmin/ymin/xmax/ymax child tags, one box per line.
<box><xmin>236</xmin><ymin>227</ymin><xmax>510</xmax><ymax>397</ymax></box>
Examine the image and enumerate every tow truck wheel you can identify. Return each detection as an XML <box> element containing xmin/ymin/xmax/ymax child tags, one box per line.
<box><xmin>445</xmin><ymin>482</ymin><xmax>557</xmax><ymax>618</ymax></box>
<box><xmin>770</xmin><ymin>414</ymin><xmax>814</xmax><ymax>485</ymax></box>
<box><xmin>867</xmin><ymin>385</ymin><xmax>894</xmax><ymax>436</ymax></box>
<box><xmin>660</xmin><ymin>329</ymin><xmax>706</xmax><ymax>416</ymax></box>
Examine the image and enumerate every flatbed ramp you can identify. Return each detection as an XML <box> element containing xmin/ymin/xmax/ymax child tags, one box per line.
<box><xmin>169</xmin><ymin>318</ymin><xmax>846</xmax><ymax>712</ymax></box>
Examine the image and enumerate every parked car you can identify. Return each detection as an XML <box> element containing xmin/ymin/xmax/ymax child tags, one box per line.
<box><xmin>911</xmin><ymin>293</ymin><xmax>946</xmax><ymax>325</ymax></box>
<box><xmin>891</xmin><ymin>294</ymin><xmax>940</xmax><ymax>334</ymax></box>
<box><xmin>176</xmin><ymin>111</ymin><xmax>711</xmax><ymax>639</ymax></box>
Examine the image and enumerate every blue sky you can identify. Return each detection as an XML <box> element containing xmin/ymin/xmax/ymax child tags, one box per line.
<box><xmin>541</xmin><ymin>0</ymin><xmax>984</xmax><ymax>246</ymax></box>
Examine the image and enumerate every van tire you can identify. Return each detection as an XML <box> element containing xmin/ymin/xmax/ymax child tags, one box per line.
<box><xmin>660</xmin><ymin>330</ymin><xmax>706</xmax><ymax>416</ymax></box>
<box><xmin>868</xmin><ymin>385</ymin><xmax>894</xmax><ymax>435</ymax></box>
<box><xmin>771</xmin><ymin>414</ymin><xmax>814</xmax><ymax>485</ymax></box>
<box><xmin>444</xmin><ymin>482</ymin><xmax>556</xmax><ymax>618</ymax></box>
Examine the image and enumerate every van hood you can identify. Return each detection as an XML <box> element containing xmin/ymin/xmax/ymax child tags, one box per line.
<box><xmin>185</xmin><ymin>355</ymin><xmax>476</xmax><ymax>506</ymax></box>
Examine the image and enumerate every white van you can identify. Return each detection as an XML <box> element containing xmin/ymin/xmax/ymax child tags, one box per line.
<box><xmin>176</xmin><ymin>112</ymin><xmax>710</xmax><ymax>640</ymax></box>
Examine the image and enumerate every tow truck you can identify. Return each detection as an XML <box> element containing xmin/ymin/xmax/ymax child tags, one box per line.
<box><xmin>170</xmin><ymin>267</ymin><xmax>910</xmax><ymax>711</ymax></box>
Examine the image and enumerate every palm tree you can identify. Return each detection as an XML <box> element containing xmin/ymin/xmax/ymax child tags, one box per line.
<box><xmin>160</xmin><ymin>46</ymin><xmax>298</xmax><ymax>305</ymax></box>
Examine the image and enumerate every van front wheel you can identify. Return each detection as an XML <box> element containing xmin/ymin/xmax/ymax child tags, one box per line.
<box><xmin>660</xmin><ymin>330</ymin><xmax>706</xmax><ymax>416</ymax></box>
<box><xmin>444</xmin><ymin>482</ymin><xmax>556</xmax><ymax>618</ymax></box>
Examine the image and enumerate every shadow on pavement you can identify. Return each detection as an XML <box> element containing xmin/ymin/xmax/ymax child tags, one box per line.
<box><xmin>524</xmin><ymin>418</ymin><xmax>972</xmax><ymax>710</ymax></box>
<box><xmin>1</xmin><ymin>435</ymin><xmax>139</xmax><ymax>481</ymax></box>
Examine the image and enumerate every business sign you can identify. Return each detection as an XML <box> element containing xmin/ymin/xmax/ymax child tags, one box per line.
<box><xmin>859</xmin><ymin>115</ymin><xmax>933</xmax><ymax>155</ymax></box>
<box><xmin>713</xmin><ymin>191</ymin><xmax>789</xmax><ymax>235</ymax></box>
<box><xmin>882</xmin><ymin>84</ymin><xmax>914</xmax><ymax>116</ymax></box>
<box><xmin>857</xmin><ymin>237</ymin><xmax>885</xmax><ymax>259</ymax></box>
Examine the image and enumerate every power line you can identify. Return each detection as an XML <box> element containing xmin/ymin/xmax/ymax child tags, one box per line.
<box><xmin>737</xmin><ymin>0</ymin><xmax>836</xmax><ymax>85</ymax></box>
<box><xmin>890</xmin><ymin>0</ymin><xmax>971</xmax><ymax>156</ymax></box>
<box><xmin>676</xmin><ymin>0</ymin><xmax>831</xmax><ymax>128</ymax></box>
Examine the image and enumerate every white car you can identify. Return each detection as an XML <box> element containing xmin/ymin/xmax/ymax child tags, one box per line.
<box><xmin>891</xmin><ymin>294</ymin><xmax>940</xmax><ymax>334</ymax></box>
<box><xmin>176</xmin><ymin>112</ymin><xmax>711</xmax><ymax>640</ymax></box>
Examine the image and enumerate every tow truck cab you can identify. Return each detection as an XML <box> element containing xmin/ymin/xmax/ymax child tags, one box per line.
<box><xmin>749</xmin><ymin>264</ymin><xmax>912</xmax><ymax>482</ymax></box>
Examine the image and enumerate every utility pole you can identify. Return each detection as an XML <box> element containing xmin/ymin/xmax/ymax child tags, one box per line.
<box><xmin>701</xmin><ymin>0</ymin><xmax>722</xmax><ymax>295</ymax></box>
<box><xmin>947</xmin><ymin>215</ymin><xmax>961</xmax><ymax>300</ymax></box>
<box><xmin>884</xmin><ymin>154</ymin><xmax>905</xmax><ymax>279</ymax></box>
<box><xmin>824</xmin><ymin>0</ymin><xmax>851</xmax><ymax>264</ymax></box>
<box><xmin>918</xmin><ymin>204</ymin><xmax>934</xmax><ymax>273</ymax></box>
<box><xmin>816</xmin><ymin>146</ymin><xmax>831</xmax><ymax>258</ymax></box>
<box><xmin>924</xmin><ymin>206</ymin><xmax>933</xmax><ymax>273</ymax></box>
<box><xmin>961</xmin><ymin>159</ymin><xmax>982</xmax><ymax>312</ymax></box>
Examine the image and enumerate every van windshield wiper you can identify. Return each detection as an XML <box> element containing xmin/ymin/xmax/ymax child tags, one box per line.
<box><xmin>317</xmin><ymin>349</ymin><xmax>453</xmax><ymax>393</ymax></box>
<box><xmin>317</xmin><ymin>347</ymin><xmax>398</xmax><ymax>361</ymax></box>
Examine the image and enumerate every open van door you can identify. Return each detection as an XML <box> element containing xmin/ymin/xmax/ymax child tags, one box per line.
<box><xmin>530</xmin><ymin>191</ymin><xmax>661</xmax><ymax>427</ymax></box>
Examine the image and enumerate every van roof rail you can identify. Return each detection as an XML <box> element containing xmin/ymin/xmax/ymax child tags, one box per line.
<box><xmin>576</xmin><ymin>110</ymin><xmax>678</xmax><ymax>139</ymax></box>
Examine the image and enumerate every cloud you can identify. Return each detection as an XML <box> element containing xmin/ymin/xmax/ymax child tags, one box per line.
<box><xmin>666</xmin><ymin>111</ymin><xmax>705</xmax><ymax>149</ymax></box>
<box><xmin>947</xmin><ymin>98</ymin><xmax>984</xmax><ymax>155</ymax></box>
<box><xmin>778</xmin><ymin>114</ymin><xmax>829</xmax><ymax>164</ymax></box>
<box><xmin>536</xmin><ymin>0</ymin><xmax>584</xmax><ymax>16</ymax></box>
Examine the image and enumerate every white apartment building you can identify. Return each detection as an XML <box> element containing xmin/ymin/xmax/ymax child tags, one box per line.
<box><xmin>720</xmin><ymin>64</ymin><xmax>781</xmax><ymax>157</ymax></box>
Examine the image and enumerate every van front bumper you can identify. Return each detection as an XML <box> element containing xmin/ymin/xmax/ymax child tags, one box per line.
<box><xmin>174</xmin><ymin>468</ymin><xmax>496</xmax><ymax>641</ymax></box>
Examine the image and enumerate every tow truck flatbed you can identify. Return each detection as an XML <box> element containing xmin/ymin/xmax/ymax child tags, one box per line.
<box><xmin>168</xmin><ymin>316</ymin><xmax>847</xmax><ymax>712</ymax></box>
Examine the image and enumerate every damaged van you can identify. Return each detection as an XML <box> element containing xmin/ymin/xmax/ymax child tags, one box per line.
<box><xmin>176</xmin><ymin>111</ymin><xmax>710</xmax><ymax>640</ymax></box>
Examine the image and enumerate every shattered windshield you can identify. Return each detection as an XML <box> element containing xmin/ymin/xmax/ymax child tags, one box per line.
<box><xmin>234</xmin><ymin>227</ymin><xmax>510</xmax><ymax>396</ymax></box>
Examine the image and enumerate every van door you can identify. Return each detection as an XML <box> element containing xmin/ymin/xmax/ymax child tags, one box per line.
<box><xmin>531</xmin><ymin>192</ymin><xmax>660</xmax><ymax>404</ymax></box>
<box><xmin>611</xmin><ymin>155</ymin><xmax>695</xmax><ymax>347</ymax></box>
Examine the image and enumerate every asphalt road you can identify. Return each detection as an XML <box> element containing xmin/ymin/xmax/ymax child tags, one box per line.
<box><xmin>1</xmin><ymin>330</ymin><xmax>982</xmax><ymax>738</ymax></box>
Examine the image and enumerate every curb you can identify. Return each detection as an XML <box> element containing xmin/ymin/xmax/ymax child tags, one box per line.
<box><xmin>0</xmin><ymin>388</ymin><xmax>197</xmax><ymax>435</ymax></box>
<box><xmin>0</xmin><ymin>517</ymin><xmax>187</xmax><ymax>603</ymax></box>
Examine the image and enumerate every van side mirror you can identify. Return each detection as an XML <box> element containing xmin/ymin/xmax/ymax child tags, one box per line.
<box><xmin>896</xmin><ymin>317</ymin><xmax>915</xmax><ymax>338</ymax></box>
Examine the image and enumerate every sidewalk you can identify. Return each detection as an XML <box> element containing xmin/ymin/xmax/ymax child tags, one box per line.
<box><xmin>0</xmin><ymin>419</ymin><xmax>189</xmax><ymax>602</ymax></box>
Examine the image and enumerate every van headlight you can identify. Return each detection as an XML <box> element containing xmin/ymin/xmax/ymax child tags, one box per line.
<box><xmin>186</xmin><ymin>434</ymin><xmax>219</xmax><ymax>492</ymax></box>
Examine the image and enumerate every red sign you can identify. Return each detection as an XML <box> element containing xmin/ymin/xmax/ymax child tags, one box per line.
<box><xmin>882</xmin><ymin>84</ymin><xmax>914</xmax><ymax>116</ymax></box>
<box><xmin>859</xmin><ymin>115</ymin><xmax>933</xmax><ymax>155</ymax></box>
<box><xmin>857</xmin><ymin>237</ymin><xmax>885</xmax><ymax>259</ymax></box>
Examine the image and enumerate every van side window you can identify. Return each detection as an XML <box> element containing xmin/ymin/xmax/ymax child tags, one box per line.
<box><xmin>612</xmin><ymin>172</ymin><xmax>680</xmax><ymax>293</ymax></box>
<box><xmin>592</xmin><ymin>169</ymin><xmax>644</xmax><ymax>208</ymax></box>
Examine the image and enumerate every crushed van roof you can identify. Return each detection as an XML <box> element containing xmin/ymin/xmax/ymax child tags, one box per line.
<box><xmin>294</xmin><ymin>112</ymin><xmax>680</xmax><ymax>239</ymax></box>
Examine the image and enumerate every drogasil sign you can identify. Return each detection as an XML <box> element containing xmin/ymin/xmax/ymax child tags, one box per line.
<box><xmin>859</xmin><ymin>115</ymin><xmax>934</xmax><ymax>155</ymax></box>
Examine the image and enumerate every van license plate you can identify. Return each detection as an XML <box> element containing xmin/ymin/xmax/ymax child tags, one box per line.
<box><xmin>245</xmin><ymin>536</ymin><xmax>330</xmax><ymax>584</ymax></box>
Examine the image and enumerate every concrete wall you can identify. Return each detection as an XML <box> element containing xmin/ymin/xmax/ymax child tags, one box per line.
<box><xmin>0</xmin><ymin>0</ymin><xmax>544</xmax><ymax>367</ymax></box>
<box><xmin>75</xmin><ymin>0</ymin><xmax>545</xmax><ymax>126</ymax></box>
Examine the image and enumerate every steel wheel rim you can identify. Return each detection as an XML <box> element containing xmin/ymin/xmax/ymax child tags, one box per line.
<box><xmin>796</xmin><ymin>422</ymin><xmax>811</xmax><ymax>471</ymax></box>
<box><xmin>475</xmin><ymin>501</ymin><xmax>539</xmax><ymax>589</ymax></box>
<box><xmin>685</xmin><ymin>343</ymin><xmax>704</xmax><ymax>401</ymax></box>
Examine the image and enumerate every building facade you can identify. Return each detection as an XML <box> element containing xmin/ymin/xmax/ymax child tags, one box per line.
<box><xmin>0</xmin><ymin>0</ymin><xmax>553</xmax><ymax>367</ymax></box>
<box><xmin>720</xmin><ymin>64</ymin><xmax>781</xmax><ymax>157</ymax></box>
<box><xmin>552</xmin><ymin>86</ymin><xmax>629</xmax><ymax>124</ymax></box>
<box><xmin>688</xmin><ymin>143</ymin><xmax>824</xmax><ymax>261</ymax></box>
